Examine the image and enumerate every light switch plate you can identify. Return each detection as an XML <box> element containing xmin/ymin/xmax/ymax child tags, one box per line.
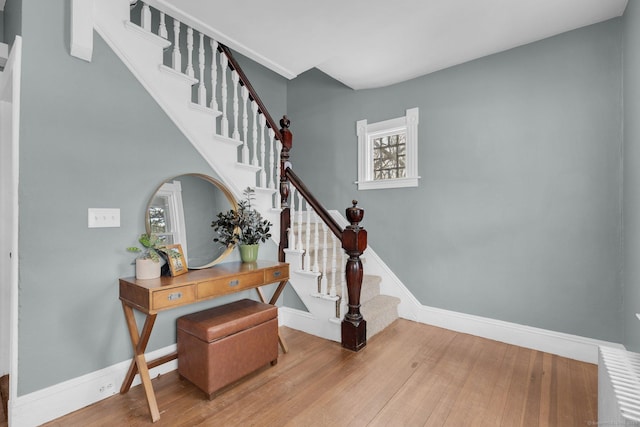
<box><xmin>88</xmin><ymin>208</ymin><xmax>120</xmax><ymax>228</ymax></box>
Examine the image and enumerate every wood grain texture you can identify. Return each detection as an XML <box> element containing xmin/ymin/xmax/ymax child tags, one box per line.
<box><xmin>0</xmin><ymin>374</ymin><xmax>7</xmax><ymax>424</ymax></box>
<box><xmin>41</xmin><ymin>319</ymin><xmax>597</xmax><ymax>427</ymax></box>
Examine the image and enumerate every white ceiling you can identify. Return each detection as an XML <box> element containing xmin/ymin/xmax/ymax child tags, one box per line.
<box><xmin>163</xmin><ymin>0</ymin><xmax>628</xmax><ymax>90</ymax></box>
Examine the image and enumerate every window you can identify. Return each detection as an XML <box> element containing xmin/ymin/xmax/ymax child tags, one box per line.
<box><xmin>356</xmin><ymin>107</ymin><xmax>419</xmax><ymax>190</ymax></box>
<box><xmin>147</xmin><ymin>180</ymin><xmax>188</xmax><ymax>258</ymax></box>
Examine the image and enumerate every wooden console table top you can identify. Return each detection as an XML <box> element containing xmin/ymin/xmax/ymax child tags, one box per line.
<box><xmin>119</xmin><ymin>260</ymin><xmax>289</xmax><ymax>314</ymax></box>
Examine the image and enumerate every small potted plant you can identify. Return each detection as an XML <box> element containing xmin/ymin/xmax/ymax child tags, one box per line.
<box><xmin>211</xmin><ymin>187</ymin><xmax>272</xmax><ymax>262</ymax></box>
<box><xmin>126</xmin><ymin>233</ymin><xmax>176</xmax><ymax>279</ymax></box>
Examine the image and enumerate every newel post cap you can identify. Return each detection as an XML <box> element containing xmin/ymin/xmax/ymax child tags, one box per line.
<box><xmin>279</xmin><ymin>115</ymin><xmax>293</xmax><ymax>150</ymax></box>
<box><xmin>343</xmin><ymin>201</ymin><xmax>367</xmax><ymax>253</ymax></box>
<box><xmin>346</xmin><ymin>200</ymin><xmax>364</xmax><ymax>226</ymax></box>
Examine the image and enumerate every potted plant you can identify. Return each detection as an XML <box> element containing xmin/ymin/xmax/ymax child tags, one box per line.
<box><xmin>211</xmin><ymin>187</ymin><xmax>272</xmax><ymax>262</ymax></box>
<box><xmin>126</xmin><ymin>233</ymin><xmax>176</xmax><ymax>279</ymax></box>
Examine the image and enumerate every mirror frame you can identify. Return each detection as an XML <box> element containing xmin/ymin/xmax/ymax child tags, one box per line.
<box><xmin>145</xmin><ymin>173</ymin><xmax>238</xmax><ymax>269</ymax></box>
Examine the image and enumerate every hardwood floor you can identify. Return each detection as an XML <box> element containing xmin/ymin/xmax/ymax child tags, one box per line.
<box><xmin>40</xmin><ymin>319</ymin><xmax>597</xmax><ymax>426</ymax></box>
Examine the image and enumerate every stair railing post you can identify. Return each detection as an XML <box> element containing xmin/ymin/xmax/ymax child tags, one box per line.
<box><xmin>278</xmin><ymin>116</ymin><xmax>293</xmax><ymax>262</ymax></box>
<box><xmin>341</xmin><ymin>200</ymin><xmax>367</xmax><ymax>351</ymax></box>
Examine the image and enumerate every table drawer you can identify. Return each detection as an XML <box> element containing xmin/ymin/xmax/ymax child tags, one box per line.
<box><xmin>265</xmin><ymin>265</ymin><xmax>289</xmax><ymax>282</ymax></box>
<box><xmin>198</xmin><ymin>271</ymin><xmax>264</xmax><ymax>299</ymax></box>
<box><xmin>152</xmin><ymin>285</ymin><xmax>196</xmax><ymax>310</ymax></box>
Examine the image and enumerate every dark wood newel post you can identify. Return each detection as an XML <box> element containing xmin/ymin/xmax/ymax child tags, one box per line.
<box><xmin>341</xmin><ymin>200</ymin><xmax>367</xmax><ymax>351</ymax></box>
<box><xmin>278</xmin><ymin>116</ymin><xmax>293</xmax><ymax>262</ymax></box>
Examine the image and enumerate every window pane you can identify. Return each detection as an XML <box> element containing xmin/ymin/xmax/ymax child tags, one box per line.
<box><xmin>372</xmin><ymin>131</ymin><xmax>406</xmax><ymax>181</ymax></box>
<box><xmin>149</xmin><ymin>195</ymin><xmax>172</xmax><ymax>234</ymax></box>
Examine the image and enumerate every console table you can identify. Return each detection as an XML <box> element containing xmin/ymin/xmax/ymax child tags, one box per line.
<box><xmin>118</xmin><ymin>260</ymin><xmax>289</xmax><ymax>423</ymax></box>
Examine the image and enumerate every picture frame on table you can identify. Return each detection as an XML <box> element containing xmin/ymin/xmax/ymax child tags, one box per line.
<box><xmin>165</xmin><ymin>244</ymin><xmax>188</xmax><ymax>276</ymax></box>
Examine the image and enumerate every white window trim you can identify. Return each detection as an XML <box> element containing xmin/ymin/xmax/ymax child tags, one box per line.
<box><xmin>356</xmin><ymin>107</ymin><xmax>420</xmax><ymax>190</ymax></box>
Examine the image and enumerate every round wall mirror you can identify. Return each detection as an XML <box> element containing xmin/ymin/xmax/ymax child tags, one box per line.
<box><xmin>145</xmin><ymin>173</ymin><xmax>237</xmax><ymax>269</ymax></box>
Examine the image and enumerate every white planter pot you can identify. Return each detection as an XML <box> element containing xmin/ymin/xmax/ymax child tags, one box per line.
<box><xmin>135</xmin><ymin>258</ymin><xmax>161</xmax><ymax>280</ymax></box>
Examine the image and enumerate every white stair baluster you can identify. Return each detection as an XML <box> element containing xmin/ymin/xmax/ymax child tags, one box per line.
<box><xmin>259</xmin><ymin>114</ymin><xmax>267</xmax><ymax>185</ymax></box>
<box><xmin>313</xmin><ymin>211</ymin><xmax>320</xmax><ymax>273</ymax></box>
<box><xmin>241</xmin><ymin>87</ymin><xmax>249</xmax><ymax>163</ymax></box>
<box><xmin>341</xmin><ymin>250</ymin><xmax>347</xmax><ymax>304</ymax></box>
<box><xmin>220</xmin><ymin>54</ymin><xmax>229</xmax><ymax>137</ymax></box>
<box><xmin>141</xmin><ymin>2</ymin><xmax>151</xmax><ymax>31</ymax></box>
<box><xmin>268</xmin><ymin>127</ymin><xmax>275</xmax><ymax>189</ymax></box>
<box><xmin>231</xmin><ymin>71</ymin><xmax>240</xmax><ymax>140</ymax></box>
<box><xmin>289</xmin><ymin>187</ymin><xmax>296</xmax><ymax>250</ymax></box>
<box><xmin>321</xmin><ymin>222</ymin><xmax>328</xmax><ymax>295</ymax></box>
<box><xmin>276</xmin><ymin>140</ymin><xmax>282</xmax><ymax>209</ymax></box>
<box><xmin>330</xmin><ymin>233</ymin><xmax>338</xmax><ymax>297</ymax></box>
<box><xmin>186</xmin><ymin>27</ymin><xmax>194</xmax><ymax>78</ymax></box>
<box><xmin>251</xmin><ymin>102</ymin><xmax>259</xmax><ymax>166</ymax></box>
<box><xmin>198</xmin><ymin>32</ymin><xmax>206</xmax><ymax>105</ymax></box>
<box><xmin>172</xmin><ymin>18</ymin><xmax>181</xmax><ymax>71</ymax></box>
<box><xmin>297</xmin><ymin>194</ymin><xmax>304</xmax><ymax>259</ymax></box>
<box><xmin>305</xmin><ymin>206</ymin><xmax>311</xmax><ymax>272</ymax></box>
<box><xmin>158</xmin><ymin>12</ymin><xmax>167</xmax><ymax>39</ymax></box>
<box><xmin>209</xmin><ymin>39</ymin><xmax>218</xmax><ymax>111</ymax></box>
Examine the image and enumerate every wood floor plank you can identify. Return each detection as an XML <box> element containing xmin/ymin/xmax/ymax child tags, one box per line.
<box><xmin>41</xmin><ymin>320</ymin><xmax>598</xmax><ymax>427</ymax></box>
<box><xmin>568</xmin><ymin>356</ymin><xmax>598</xmax><ymax>426</ymax></box>
<box><xmin>538</xmin><ymin>352</ymin><xmax>554</xmax><ymax>425</ymax></box>
<box><xmin>422</xmin><ymin>333</ymin><xmax>489</xmax><ymax>426</ymax></box>
<box><xmin>553</xmin><ymin>356</ymin><xmax>575</xmax><ymax>426</ymax></box>
<box><xmin>366</xmin><ymin>326</ymin><xmax>459</xmax><ymax>426</ymax></box>
<box><xmin>478</xmin><ymin>344</ymin><xmax>520</xmax><ymax>427</ymax></box>
<box><xmin>521</xmin><ymin>350</ymin><xmax>543</xmax><ymax>427</ymax></box>
<box><xmin>443</xmin><ymin>337</ymin><xmax>511</xmax><ymax>426</ymax></box>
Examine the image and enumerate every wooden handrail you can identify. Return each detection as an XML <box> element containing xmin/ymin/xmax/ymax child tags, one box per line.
<box><xmin>284</xmin><ymin>168</ymin><xmax>343</xmax><ymax>240</ymax></box>
<box><xmin>218</xmin><ymin>44</ymin><xmax>283</xmax><ymax>142</ymax></box>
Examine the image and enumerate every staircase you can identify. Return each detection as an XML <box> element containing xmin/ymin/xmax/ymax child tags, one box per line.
<box><xmin>285</xmin><ymin>212</ymin><xmax>400</xmax><ymax>341</ymax></box>
<box><xmin>89</xmin><ymin>0</ymin><xmax>400</xmax><ymax>345</ymax></box>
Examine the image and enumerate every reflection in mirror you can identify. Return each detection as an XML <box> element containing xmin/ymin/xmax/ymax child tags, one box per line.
<box><xmin>146</xmin><ymin>174</ymin><xmax>237</xmax><ymax>269</ymax></box>
<box><xmin>148</xmin><ymin>180</ymin><xmax>185</xmax><ymax>246</ymax></box>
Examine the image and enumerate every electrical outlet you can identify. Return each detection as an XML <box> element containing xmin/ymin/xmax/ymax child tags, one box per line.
<box><xmin>99</xmin><ymin>381</ymin><xmax>115</xmax><ymax>394</ymax></box>
<box><xmin>88</xmin><ymin>208</ymin><xmax>120</xmax><ymax>228</ymax></box>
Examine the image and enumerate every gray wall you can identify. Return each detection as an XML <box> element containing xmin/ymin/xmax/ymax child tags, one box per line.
<box><xmin>15</xmin><ymin>0</ymin><xmax>286</xmax><ymax>395</ymax></box>
<box><xmin>287</xmin><ymin>19</ymin><xmax>624</xmax><ymax>343</ymax></box>
<box><xmin>3</xmin><ymin>0</ymin><xmax>21</xmax><ymax>46</ymax></box>
<box><xmin>623</xmin><ymin>2</ymin><xmax>640</xmax><ymax>351</ymax></box>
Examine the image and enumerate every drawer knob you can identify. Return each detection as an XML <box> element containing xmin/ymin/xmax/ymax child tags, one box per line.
<box><xmin>167</xmin><ymin>292</ymin><xmax>182</xmax><ymax>301</ymax></box>
<box><xmin>273</xmin><ymin>271</ymin><xmax>282</xmax><ymax>278</ymax></box>
<box><xmin>229</xmin><ymin>279</ymin><xmax>239</xmax><ymax>287</ymax></box>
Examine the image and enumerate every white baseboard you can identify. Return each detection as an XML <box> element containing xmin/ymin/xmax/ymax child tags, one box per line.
<box><xmin>280</xmin><ymin>292</ymin><xmax>618</xmax><ymax>365</ymax></box>
<box><xmin>410</xmin><ymin>304</ymin><xmax>624</xmax><ymax>364</ymax></box>
<box><xmin>279</xmin><ymin>306</ymin><xmax>341</xmax><ymax>342</ymax></box>
<box><xmin>10</xmin><ymin>345</ymin><xmax>178</xmax><ymax>427</ymax></box>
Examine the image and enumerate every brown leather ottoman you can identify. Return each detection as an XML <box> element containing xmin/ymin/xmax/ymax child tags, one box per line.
<box><xmin>177</xmin><ymin>299</ymin><xmax>278</xmax><ymax>399</ymax></box>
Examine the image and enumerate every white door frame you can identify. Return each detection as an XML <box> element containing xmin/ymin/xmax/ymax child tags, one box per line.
<box><xmin>0</xmin><ymin>36</ymin><xmax>22</xmax><ymax>424</ymax></box>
